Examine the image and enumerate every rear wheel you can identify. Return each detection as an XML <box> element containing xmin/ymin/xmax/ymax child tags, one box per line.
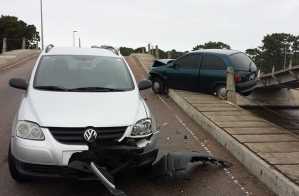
<box><xmin>215</xmin><ymin>85</ymin><xmax>227</xmax><ymax>99</ymax></box>
<box><xmin>8</xmin><ymin>146</ymin><xmax>30</xmax><ymax>182</ymax></box>
<box><xmin>151</xmin><ymin>77</ymin><xmax>166</xmax><ymax>94</ymax></box>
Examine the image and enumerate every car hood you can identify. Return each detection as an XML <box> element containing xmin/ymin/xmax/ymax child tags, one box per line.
<box><xmin>18</xmin><ymin>90</ymin><xmax>147</xmax><ymax>127</ymax></box>
<box><xmin>152</xmin><ymin>59</ymin><xmax>175</xmax><ymax>67</ymax></box>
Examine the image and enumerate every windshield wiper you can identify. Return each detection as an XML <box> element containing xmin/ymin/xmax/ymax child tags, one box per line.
<box><xmin>69</xmin><ymin>87</ymin><xmax>126</xmax><ymax>92</ymax></box>
<box><xmin>34</xmin><ymin>85</ymin><xmax>70</xmax><ymax>91</ymax></box>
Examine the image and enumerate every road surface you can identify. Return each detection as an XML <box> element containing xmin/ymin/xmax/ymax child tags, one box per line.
<box><xmin>0</xmin><ymin>56</ymin><xmax>273</xmax><ymax>196</ymax></box>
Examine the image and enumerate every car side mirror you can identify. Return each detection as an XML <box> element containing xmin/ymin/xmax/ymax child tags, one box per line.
<box><xmin>138</xmin><ymin>80</ymin><xmax>152</xmax><ymax>90</ymax></box>
<box><xmin>9</xmin><ymin>78</ymin><xmax>28</xmax><ymax>90</ymax></box>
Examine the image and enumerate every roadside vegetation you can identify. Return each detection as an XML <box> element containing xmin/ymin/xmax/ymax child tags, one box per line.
<box><xmin>0</xmin><ymin>15</ymin><xmax>40</xmax><ymax>53</ymax></box>
<box><xmin>1</xmin><ymin>15</ymin><xmax>298</xmax><ymax>74</ymax></box>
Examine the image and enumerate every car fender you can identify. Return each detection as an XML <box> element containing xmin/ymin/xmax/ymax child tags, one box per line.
<box><xmin>149</xmin><ymin>71</ymin><xmax>167</xmax><ymax>81</ymax></box>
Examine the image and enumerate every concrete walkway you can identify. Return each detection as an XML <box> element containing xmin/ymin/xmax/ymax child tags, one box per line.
<box><xmin>131</xmin><ymin>53</ymin><xmax>299</xmax><ymax>196</ymax></box>
<box><xmin>0</xmin><ymin>49</ymin><xmax>40</xmax><ymax>71</ymax></box>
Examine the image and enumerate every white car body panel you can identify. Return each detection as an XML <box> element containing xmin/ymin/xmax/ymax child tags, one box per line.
<box><xmin>10</xmin><ymin>47</ymin><xmax>158</xmax><ymax>168</ymax></box>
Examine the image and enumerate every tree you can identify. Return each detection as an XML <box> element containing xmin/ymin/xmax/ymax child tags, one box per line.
<box><xmin>193</xmin><ymin>41</ymin><xmax>231</xmax><ymax>50</ymax></box>
<box><xmin>134</xmin><ymin>47</ymin><xmax>146</xmax><ymax>53</ymax></box>
<box><xmin>245</xmin><ymin>48</ymin><xmax>263</xmax><ymax>70</ymax></box>
<box><xmin>167</xmin><ymin>49</ymin><xmax>184</xmax><ymax>59</ymax></box>
<box><xmin>245</xmin><ymin>33</ymin><xmax>299</xmax><ymax>73</ymax></box>
<box><xmin>119</xmin><ymin>47</ymin><xmax>134</xmax><ymax>56</ymax></box>
<box><xmin>0</xmin><ymin>15</ymin><xmax>40</xmax><ymax>52</ymax></box>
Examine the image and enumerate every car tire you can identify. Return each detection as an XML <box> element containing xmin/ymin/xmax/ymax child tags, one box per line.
<box><xmin>215</xmin><ymin>85</ymin><xmax>227</xmax><ymax>99</ymax></box>
<box><xmin>8</xmin><ymin>146</ymin><xmax>30</xmax><ymax>183</ymax></box>
<box><xmin>151</xmin><ymin>77</ymin><xmax>166</xmax><ymax>94</ymax></box>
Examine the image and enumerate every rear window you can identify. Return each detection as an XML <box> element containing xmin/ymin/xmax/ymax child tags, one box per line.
<box><xmin>230</xmin><ymin>53</ymin><xmax>255</xmax><ymax>71</ymax></box>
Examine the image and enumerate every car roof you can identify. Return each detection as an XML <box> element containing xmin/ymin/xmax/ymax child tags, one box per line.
<box><xmin>43</xmin><ymin>47</ymin><xmax>119</xmax><ymax>57</ymax></box>
<box><xmin>191</xmin><ymin>49</ymin><xmax>241</xmax><ymax>56</ymax></box>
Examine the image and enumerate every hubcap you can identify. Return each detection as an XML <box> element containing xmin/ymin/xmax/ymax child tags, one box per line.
<box><xmin>153</xmin><ymin>81</ymin><xmax>160</xmax><ymax>92</ymax></box>
<box><xmin>218</xmin><ymin>87</ymin><xmax>227</xmax><ymax>98</ymax></box>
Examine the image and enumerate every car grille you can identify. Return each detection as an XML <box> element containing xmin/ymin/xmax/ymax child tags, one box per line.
<box><xmin>47</xmin><ymin>127</ymin><xmax>127</xmax><ymax>145</ymax></box>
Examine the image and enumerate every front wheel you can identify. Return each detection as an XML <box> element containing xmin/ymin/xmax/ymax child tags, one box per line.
<box><xmin>151</xmin><ymin>77</ymin><xmax>166</xmax><ymax>94</ymax></box>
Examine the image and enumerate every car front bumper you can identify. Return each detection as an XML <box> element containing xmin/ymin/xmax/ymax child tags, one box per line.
<box><xmin>11</xmin><ymin>127</ymin><xmax>159</xmax><ymax>177</ymax></box>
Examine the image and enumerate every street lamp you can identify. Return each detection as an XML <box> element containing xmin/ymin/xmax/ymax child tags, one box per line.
<box><xmin>40</xmin><ymin>0</ymin><xmax>44</xmax><ymax>50</ymax></box>
<box><xmin>73</xmin><ymin>31</ymin><xmax>78</xmax><ymax>47</ymax></box>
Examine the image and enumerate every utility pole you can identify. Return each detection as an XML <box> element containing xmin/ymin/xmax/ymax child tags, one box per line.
<box><xmin>73</xmin><ymin>31</ymin><xmax>78</xmax><ymax>47</ymax></box>
<box><xmin>79</xmin><ymin>37</ymin><xmax>81</xmax><ymax>48</ymax></box>
<box><xmin>40</xmin><ymin>0</ymin><xmax>44</xmax><ymax>50</ymax></box>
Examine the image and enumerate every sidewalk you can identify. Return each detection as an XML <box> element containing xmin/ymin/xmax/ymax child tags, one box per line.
<box><xmin>0</xmin><ymin>49</ymin><xmax>40</xmax><ymax>71</ymax></box>
<box><xmin>131</xmin><ymin>53</ymin><xmax>299</xmax><ymax>196</ymax></box>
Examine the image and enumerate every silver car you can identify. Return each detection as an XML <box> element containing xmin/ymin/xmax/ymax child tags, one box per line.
<box><xmin>8</xmin><ymin>45</ymin><xmax>159</xmax><ymax>181</ymax></box>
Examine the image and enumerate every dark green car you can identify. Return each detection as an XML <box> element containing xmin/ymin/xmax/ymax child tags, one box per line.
<box><xmin>149</xmin><ymin>49</ymin><xmax>257</xmax><ymax>97</ymax></box>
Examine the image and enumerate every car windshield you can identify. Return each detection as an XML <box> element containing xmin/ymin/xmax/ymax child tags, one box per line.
<box><xmin>229</xmin><ymin>52</ymin><xmax>257</xmax><ymax>71</ymax></box>
<box><xmin>33</xmin><ymin>55</ymin><xmax>134</xmax><ymax>92</ymax></box>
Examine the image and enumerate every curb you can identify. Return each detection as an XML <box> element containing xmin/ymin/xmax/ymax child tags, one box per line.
<box><xmin>169</xmin><ymin>90</ymin><xmax>299</xmax><ymax>196</ymax></box>
<box><xmin>0</xmin><ymin>52</ymin><xmax>40</xmax><ymax>72</ymax></box>
<box><xmin>131</xmin><ymin>54</ymin><xmax>299</xmax><ymax>196</ymax></box>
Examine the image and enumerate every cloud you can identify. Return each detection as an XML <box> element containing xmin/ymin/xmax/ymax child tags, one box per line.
<box><xmin>0</xmin><ymin>0</ymin><xmax>298</xmax><ymax>51</ymax></box>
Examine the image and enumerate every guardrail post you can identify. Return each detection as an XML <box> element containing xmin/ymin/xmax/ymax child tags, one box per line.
<box><xmin>155</xmin><ymin>45</ymin><xmax>159</xmax><ymax>59</ymax></box>
<box><xmin>226</xmin><ymin>66</ymin><xmax>236</xmax><ymax>103</ymax></box>
<box><xmin>147</xmin><ymin>44</ymin><xmax>151</xmax><ymax>54</ymax></box>
<box><xmin>2</xmin><ymin>37</ymin><xmax>7</xmax><ymax>53</ymax></box>
<box><xmin>22</xmin><ymin>37</ymin><xmax>26</xmax><ymax>49</ymax></box>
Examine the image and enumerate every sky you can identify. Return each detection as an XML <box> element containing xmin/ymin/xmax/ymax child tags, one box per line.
<box><xmin>1</xmin><ymin>0</ymin><xmax>299</xmax><ymax>52</ymax></box>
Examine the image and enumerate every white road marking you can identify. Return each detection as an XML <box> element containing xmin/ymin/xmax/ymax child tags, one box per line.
<box><xmin>157</xmin><ymin>95</ymin><xmax>251</xmax><ymax>196</ymax></box>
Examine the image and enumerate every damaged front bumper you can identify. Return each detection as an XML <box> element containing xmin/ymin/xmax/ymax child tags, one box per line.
<box><xmin>11</xmin><ymin>130</ymin><xmax>159</xmax><ymax>179</ymax></box>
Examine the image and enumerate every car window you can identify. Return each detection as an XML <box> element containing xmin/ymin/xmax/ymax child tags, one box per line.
<box><xmin>201</xmin><ymin>54</ymin><xmax>226</xmax><ymax>70</ymax></box>
<box><xmin>230</xmin><ymin>52</ymin><xmax>256</xmax><ymax>71</ymax></box>
<box><xmin>33</xmin><ymin>55</ymin><xmax>134</xmax><ymax>91</ymax></box>
<box><xmin>175</xmin><ymin>54</ymin><xmax>201</xmax><ymax>69</ymax></box>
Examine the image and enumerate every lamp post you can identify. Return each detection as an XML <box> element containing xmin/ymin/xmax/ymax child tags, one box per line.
<box><xmin>40</xmin><ymin>0</ymin><xmax>44</xmax><ymax>50</ymax></box>
<box><xmin>73</xmin><ymin>31</ymin><xmax>78</xmax><ymax>47</ymax></box>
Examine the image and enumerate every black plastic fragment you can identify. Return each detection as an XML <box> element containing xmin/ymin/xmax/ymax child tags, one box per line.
<box><xmin>150</xmin><ymin>151</ymin><xmax>232</xmax><ymax>180</ymax></box>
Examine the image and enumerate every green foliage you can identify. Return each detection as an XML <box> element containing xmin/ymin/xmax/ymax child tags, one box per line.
<box><xmin>0</xmin><ymin>15</ymin><xmax>40</xmax><ymax>52</ymax></box>
<box><xmin>134</xmin><ymin>47</ymin><xmax>146</xmax><ymax>53</ymax></box>
<box><xmin>245</xmin><ymin>33</ymin><xmax>299</xmax><ymax>73</ymax></box>
<box><xmin>119</xmin><ymin>47</ymin><xmax>134</xmax><ymax>56</ymax></box>
<box><xmin>168</xmin><ymin>49</ymin><xmax>185</xmax><ymax>59</ymax></box>
<box><xmin>193</xmin><ymin>41</ymin><xmax>231</xmax><ymax>50</ymax></box>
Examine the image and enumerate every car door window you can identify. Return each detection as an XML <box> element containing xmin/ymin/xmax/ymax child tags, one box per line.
<box><xmin>175</xmin><ymin>54</ymin><xmax>201</xmax><ymax>69</ymax></box>
<box><xmin>201</xmin><ymin>54</ymin><xmax>225</xmax><ymax>70</ymax></box>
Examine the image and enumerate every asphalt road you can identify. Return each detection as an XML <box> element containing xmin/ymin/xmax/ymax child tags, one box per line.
<box><xmin>0</xmin><ymin>56</ymin><xmax>273</xmax><ymax>196</ymax></box>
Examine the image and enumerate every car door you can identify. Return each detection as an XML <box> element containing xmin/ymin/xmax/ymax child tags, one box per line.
<box><xmin>199</xmin><ymin>54</ymin><xmax>227</xmax><ymax>91</ymax></box>
<box><xmin>166</xmin><ymin>53</ymin><xmax>201</xmax><ymax>91</ymax></box>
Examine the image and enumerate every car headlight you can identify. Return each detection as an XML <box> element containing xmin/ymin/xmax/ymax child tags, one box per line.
<box><xmin>130</xmin><ymin>118</ymin><xmax>153</xmax><ymax>138</ymax></box>
<box><xmin>16</xmin><ymin>121</ymin><xmax>45</xmax><ymax>140</ymax></box>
